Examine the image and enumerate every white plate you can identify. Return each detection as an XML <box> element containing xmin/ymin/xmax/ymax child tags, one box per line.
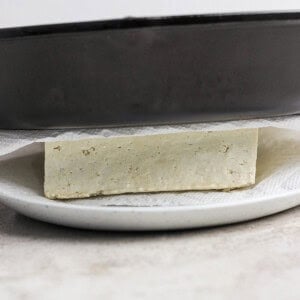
<box><xmin>0</xmin><ymin>143</ymin><xmax>299</xmax><ymax>231</ymax></box>
<box><xmin>0</xmin><ymin>187</ymin><xmax>299</xmax><ymax>231</ymax></box>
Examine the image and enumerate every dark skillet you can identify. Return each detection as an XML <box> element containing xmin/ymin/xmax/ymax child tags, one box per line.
<box><xmin>0</xmin><ymin>13</ymin><xmax>299</xmax><ymax>129</ymax></box>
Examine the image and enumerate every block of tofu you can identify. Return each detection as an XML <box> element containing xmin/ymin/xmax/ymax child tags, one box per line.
<box><xmin>44</xmin><ymin>129</ymin><xmax>258</xmax><ymax>199</ymax></box>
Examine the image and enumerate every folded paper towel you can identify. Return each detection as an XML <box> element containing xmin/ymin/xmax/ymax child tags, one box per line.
<box><xmin>0</xmin><ymin>115</ymin><xmax>299</xmax><ymax>157</ymax></box>
<box><xmin>0</xmin><ymin>116</ymin><xmax>299</xmax><ymax>207</ymax></box>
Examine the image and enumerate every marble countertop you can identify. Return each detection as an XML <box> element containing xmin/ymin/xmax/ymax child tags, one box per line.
<box><xmin>0</xmin><ymin>204</ymin><xmax>299</xmax><ymax>300</ymax></box>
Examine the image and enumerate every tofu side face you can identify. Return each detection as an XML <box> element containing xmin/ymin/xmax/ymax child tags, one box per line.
<box><xmin>44</xmin><ymin>129</ymin><xmax>258</xmax><ymax>199</ymax></box>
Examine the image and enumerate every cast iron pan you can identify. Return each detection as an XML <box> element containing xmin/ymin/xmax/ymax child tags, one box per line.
<box><xmin>0</xmin><ymin>13</ymin><xmax>300</xmax><ymax>129</ymax></box>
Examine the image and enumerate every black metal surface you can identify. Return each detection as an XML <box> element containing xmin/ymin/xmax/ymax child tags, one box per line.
<box><xmin>0</xmin><ymin>13</ymin><xmax>300</xmax><ymax>129</ymax></box>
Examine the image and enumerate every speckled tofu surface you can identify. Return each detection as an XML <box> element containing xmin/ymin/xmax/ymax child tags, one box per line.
<box><xmin>44</xmin><ymin>129</ymin><xmax>258</xmax><ymax>199</ymax></box>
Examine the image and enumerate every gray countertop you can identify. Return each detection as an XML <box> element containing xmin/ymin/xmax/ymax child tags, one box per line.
<box><xmin>0</xmin><ymin>204</ymin><xmax>299</xmax><ymax>300</ymax></box>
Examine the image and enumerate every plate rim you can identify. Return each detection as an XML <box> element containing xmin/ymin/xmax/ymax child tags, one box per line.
<box><xmin>0</xmin><ymin>188</ymin><xmax>299</xmax><ymax>213</ymax></box>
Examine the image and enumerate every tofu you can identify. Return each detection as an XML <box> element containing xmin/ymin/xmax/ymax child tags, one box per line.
<box><xmin>44</xmin><ymin>129</ymin><xmax>258</xmax><ymax>199</ymax></box>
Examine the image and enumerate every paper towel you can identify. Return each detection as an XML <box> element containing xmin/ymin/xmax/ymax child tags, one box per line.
<box><xmin>0</xmin><ymin>117</ymin><xmax>299</xmax><ymax>207</ymax></box>
<box><xmin>0</xmin><ymin>115</ymin><xmax>299</xmax><ymax>157</ymax></box>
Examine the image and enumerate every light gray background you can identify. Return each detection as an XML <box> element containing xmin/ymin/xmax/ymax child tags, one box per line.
<box><xmin>0</xmin><ymin>0</ymin><xmax>300</xmax><ymax>28</ymax></box>
<box><xmin>0</xmin><ymin>203</ymin><xmax>299</xmax><ymax>299</ymax></box>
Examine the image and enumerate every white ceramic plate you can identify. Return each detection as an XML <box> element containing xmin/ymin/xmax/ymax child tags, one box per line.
<box><xmin>0</xmin><ymin>187</ymin><xmax>299</xmax><ymax>231</ymax></box>
<box><xmin>0</xmin><ymin>143</ymin><xmax>299</xmax><ymax>231</ymax></box>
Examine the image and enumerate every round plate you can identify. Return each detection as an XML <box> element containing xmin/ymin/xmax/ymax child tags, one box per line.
<box><xmin>0</xmin><ymin>188</ymin><xmax>299</xmax><ymax>231</ymax></box>
<box><xmin>0</xmin><ymin>144</ymin><xmax>299</xmax><ymax>231</ymax></box>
